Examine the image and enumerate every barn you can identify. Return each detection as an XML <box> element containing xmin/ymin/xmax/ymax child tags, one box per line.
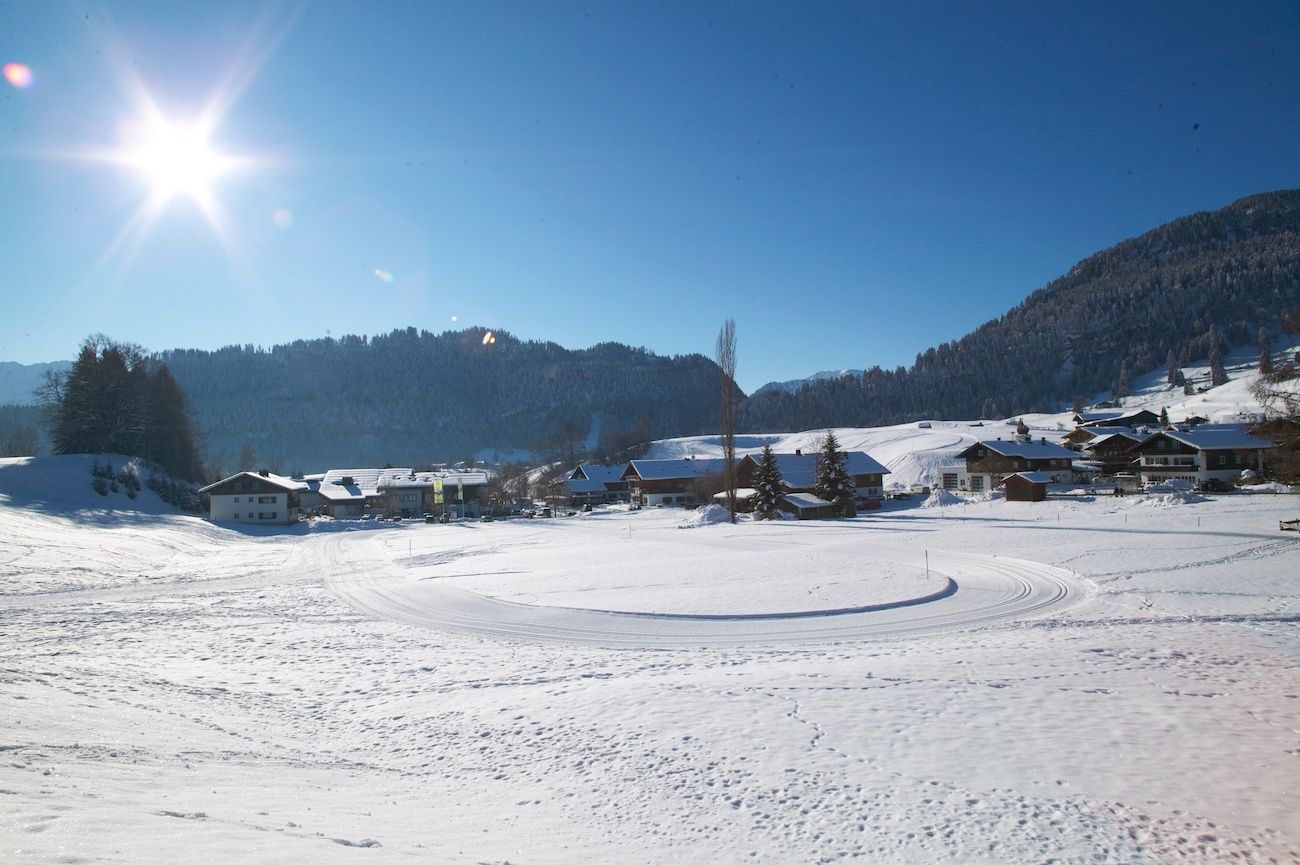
<box><xmin>1001</xmin><ymin>471</ymin><xmax>1054</xmax><ymax>503</ymax></box>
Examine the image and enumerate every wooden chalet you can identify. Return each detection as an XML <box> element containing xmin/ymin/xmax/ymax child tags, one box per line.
<box><xmin>1083</xmin><ymin>430</ymin><xmax>1146</xmax><ymax>475</ymax></box>
<box><xmin>556</xmin><ymin>464</ymin><xmax>630</xmax><ymax>506</ymax></box>
<box><xmin>1000</xmin><ymin>471</ymin><xmax>1053</xmax><ymax>502</ymax></box>
<box><xmin>948</xmin><ymin>436</ymin><xmax>1076</xmax><ymax>493</ymax></box>
<box><xmin>1072</xmin><ymin>409</ymin><xmax>1161</xmax><ymax>428</ymax></box>
<box><xmin>621</xmin><ymin>458</ymin><xmax>726</xmax><ymax>508</ymax></box>
<box><xmin>1061</xmin><ymin>424</ymin><xmax>1141</xmax><ymax>450</ymax></box>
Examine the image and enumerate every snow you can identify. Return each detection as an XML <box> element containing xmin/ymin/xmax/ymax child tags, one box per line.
<box><xmin>3</xmin><ymin>347</ymin><xmax>1300</xmax><ymax>864</ymax></box>
<box><xmin>677</xmin><ymin>502</ymin><xmax>732</xmax><ymax>528</ymax></box>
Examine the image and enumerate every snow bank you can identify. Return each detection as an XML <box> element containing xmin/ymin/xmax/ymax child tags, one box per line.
<box><xmin>1129</xmin><ymin>489</ymin><xmax>1208</xmax><ymax>508</ymax></box>
<box><xmin>1240</xmin><ymin>481</ymin><xmax>1292</xmax><ymax>494</ymax></box>
<box><xmin>677</xmin><ymin>503</ymin><xmax>733</xmax><ymax>528</ymax></box>
<box><xmin>921</xmin><ymin>488</ymin><xmax>966</xmax><ymax>508</ymax></box>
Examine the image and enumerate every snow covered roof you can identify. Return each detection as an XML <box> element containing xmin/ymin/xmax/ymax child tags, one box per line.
<box><xmin>782</xmin><ymin>492</ymin><xmax>832</xmax><ymax>509</ymax></box>
<box><xmin>739</xmin><ymin>451</ymin><xmax>890</xmax><ymax>488</ymax></box>
<box><xmin>564</xmin><ymin>477</ymin><xmax>613</xmax><ymax>494</ymax></box>
<box><xmin>1144</xmin><ymin>428</ymin><xmax>1274</xmax><ymax>451</ymax></box>
<box><xmin>1002</xmin><ymin>471</ymin><xmax>1058</xmax><ymax>485</ymax></box>
<box><xmin>1076</xmin><ymin>425</ymin><xmax>1143</xmax><ymax>441</ymax></box>
<box><xmin>713</xmin><ymin>488</ymin><xmax>757</xmax><ymax>501</ymax></box>
<box><xmin>960</xmin><ymin>439</ymin><xmax>1076</xmax><ymax>460</ymax></box>
<box><xmin>1085</xmin><ymin>431</ymin><xmax>1144</xmax><ymax>450</ymax></box>
<box><xmin>624</xmin><ymin>458</ymin><xmax>727</xmax><ymax>481</ymax></box>
<box><xmin>1076</xmin><ymin>409</ymin><xmax>1159</xmax><ymax>427</ymax></box>
<box><xmin>571</xmin><ymin>464</ymin><xmax>626</xmax><ymax>484</ymax></box>
<box><xmin>318</xmin><ymin>467</ymin><xmax>489</xmax><ymax>499</ymax></box>
<box><xmin>199</xmin><ymin>471</ymin><xmax>308</xmax><ymax>495</ymax></box>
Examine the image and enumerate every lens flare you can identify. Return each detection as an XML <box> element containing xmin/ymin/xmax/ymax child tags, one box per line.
<box><xmin>271</xmin><ymin>207</ymin><xmax>294</xmax><ymax>228</ymax></box>
<box><xmin>3</xmin><ymin>63</ymin><xmax>33</xmax><ymax>88</ymax></box>
<box><xmin>373</xmin><ymin>268</ymin><xmax>394</xmax><ymax>284</ymax></box>
<box><xmin>482</xmin><ymin>331</ymin><xmax>496</xmax><ymax>345</ymax></box>
<box><xmin>451</xmin><ymin>315</ymin><xmax>458</xmax><ymax>323</ymax></box>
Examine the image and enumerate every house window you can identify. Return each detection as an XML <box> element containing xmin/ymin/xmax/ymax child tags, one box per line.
<box><xmin>233</xmin><ymin>513</ymin><xmax>241</xmax><ymax>519</ymax></box>
<box><xmin>233</xmin><ymin>497</ymin><xmax>239</xmax><ymax>503</ymax></box>
<box><xmin>1157</xmin><ymin>440</ymin><xmax>1167</xmax><ymax>450</ymax></box>
<box><xmin>258</xmin><ymin>496</ymin><xmax>276</xmax><ymax>504</ymax></box>
<box><xmin>259</xmin><ymin>512</ymin><xmax>275</xmax><ymax>519</ymax></box>
<box><xmin>1216</xmin><ymin>455</ymin><xmax>1227</xmax><ymax>466</ymax></box>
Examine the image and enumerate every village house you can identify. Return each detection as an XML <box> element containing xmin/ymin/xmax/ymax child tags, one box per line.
<box><xmin>943</xmin><ymin>428</ymin><xmax>1076</xmax><ymax>493</ymax></box>
<box><xmin>1082</xmin><ymin>430</ymin><xmax>1147</xmax><ymax>475</ymax></box>
<box><xmin>199</xmin><ymin>470</ymin><xmax>308</xmax><ymax>525</ymax></box>
<box><xmin>1124</xmin><ymin>426</ymin><xmax>1273</xmax><ymax>487</ymax></box>
<box><xmin>306</xmin><ymin>467</ymin><xmax>491</xmax><ymax>519</ymax></box>
<box><xmin>1072</xmin><ymin>409</ymin><xmax>1161</xmax><ymax>428</ymax></box>
<box><xmin>621</xmin><ymin>457</ymin><xmax>727</xmax><ymax>508</ymax></box>
<box><xmin>1061</xmin><ymin>424</ymin><xmax>1145</xmax><ymax>451</ymax></box>
<box><xmin>554</xmin><ymin>464</ymin><xmax>630</xmax><ymax>507</ymax></box>
<box><xmin>735</xmin><ymin>449</ymin><xmax>890</xmax><ymax>505</ymax></box>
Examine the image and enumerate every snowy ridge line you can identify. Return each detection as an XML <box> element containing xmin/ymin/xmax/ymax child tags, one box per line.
<box><xmin>323</xmin><ymin>535</ymin><xmax>1091</xmax><ymax>648</ymax></box>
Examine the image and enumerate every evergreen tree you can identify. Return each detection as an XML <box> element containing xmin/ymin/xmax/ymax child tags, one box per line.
<box><xmin>1166</xmin><ymin>349</ymin><xmax>1178</xmax><ymax>385</ymax></box>
<box><xmin>1208</xmin><ymin>329</ymin><xmax>1229</xmax><ymax>386</ymax></box>
<box><xmin>814</xmin><ymin>432</ymin><xmax>855</xmax><ymax>517</ymax></box>
<box><xmin>1258</xmin><ymin>326</ymin><xmax>1274</xmax><ymax>378</ymax></box>
<box><xmin>752</xmin><ymin>444</ymin><xmax>784</xmax><ymax>520</ymax></box>
<box><xmin>45</xmin><ymin>336</ymin><xmax>206</xmax><ymax>481</ymax></box>
<box><xmin>1111</xmin><ymin>362</ymin><xmax>1131</xmax><ymax>402</ymax></box>
<box><xmin>1159</xmin><ymin>406</ymin><xmax>1169</xmax><ymax>426</ymax></box>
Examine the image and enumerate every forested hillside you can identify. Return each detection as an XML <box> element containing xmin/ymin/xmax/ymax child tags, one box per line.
<box><xmin>160</xmin><ymin>329</ymin><xmax>734</xmax><ymax>470</ymax></box>
<box><xmin>741</xmin><ymin>190</ymin><xmax>1300</xmax><ymax>430</ymax></box>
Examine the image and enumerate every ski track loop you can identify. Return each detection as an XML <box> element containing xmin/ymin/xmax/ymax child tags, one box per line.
<box><xmin>323</xmin><ymin>533</ymin><xmax>1090</xmax><ymax>648</ymax></box>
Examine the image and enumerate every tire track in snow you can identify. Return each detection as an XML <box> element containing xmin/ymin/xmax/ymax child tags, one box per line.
<box><xmin>322</xmin><ymin>534</ymin><xmax>1090</xmax><ymax>648</ymax></box>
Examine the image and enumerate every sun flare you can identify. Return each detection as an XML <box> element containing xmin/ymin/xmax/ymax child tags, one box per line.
<box><xmin>122</xmin><ymin>117</ymin><xmax>232</xmax><ymax>206</ymax></box>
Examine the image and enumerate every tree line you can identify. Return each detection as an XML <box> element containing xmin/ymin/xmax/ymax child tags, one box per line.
<box><xmin>740</xmin><ymin>189</ymin><xmax>1300</xmax><ymax>431</ymax></box>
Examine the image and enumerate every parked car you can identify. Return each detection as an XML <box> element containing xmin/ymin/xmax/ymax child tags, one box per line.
<box><xmin>424</xmin><ymin>514</ymin><xmax>436</xmax><ymax>524</ymax></box>
<box><xmin>479</xmin><ymin>514</ymin><xmax>494</xmax><ymax>522</ymax></box>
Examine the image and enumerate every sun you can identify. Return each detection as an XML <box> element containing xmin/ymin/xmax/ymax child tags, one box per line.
<box><xmin>121</xmin><ymin>116</ymin><xmax>233</xmax><ymax>207</ymax></box>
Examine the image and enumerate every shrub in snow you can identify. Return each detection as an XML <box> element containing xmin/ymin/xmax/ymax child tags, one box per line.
<box><xmin>92</xmin><ymin>476</ymin><xmax>110</xmax><ymax>496</ymax></box>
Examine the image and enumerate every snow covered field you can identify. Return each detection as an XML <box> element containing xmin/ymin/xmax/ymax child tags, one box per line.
<box><xmin>2</xmin><ymin>450</ymin><xmax>1298</xmax><ymax>864</ymax></box>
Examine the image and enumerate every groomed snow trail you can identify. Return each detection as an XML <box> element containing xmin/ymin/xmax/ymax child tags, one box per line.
<box><xmin>323</xmin><ymin>533</ymin><xmax>1090</xmax><ymax>648</ymax></box>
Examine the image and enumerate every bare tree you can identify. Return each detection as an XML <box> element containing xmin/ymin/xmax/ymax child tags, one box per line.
<box><xmin>716</xmin><ymin>318</ymin><xmax>738</xmax><ymax>523</ymax></box>
<box><xmin>1250</xmin><ymin>309</ymin><xmax>1300</xmax><ymax>421</ymax></box>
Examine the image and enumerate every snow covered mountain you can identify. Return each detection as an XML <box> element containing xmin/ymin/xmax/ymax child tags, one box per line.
<box><xmin>752</xmin><ymin>369</ymin><xmax>866</xmax><ymax>396</ymax></box>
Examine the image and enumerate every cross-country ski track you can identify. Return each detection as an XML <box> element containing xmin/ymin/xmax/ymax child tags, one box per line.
<box><xmin>323</xmin><ymin>530</ymin><xmax>1092</xmax><ymax>648</ymax></box>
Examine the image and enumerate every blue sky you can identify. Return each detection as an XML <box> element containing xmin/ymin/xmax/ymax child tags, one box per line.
<box><xmin>2</xmin><ymin>1</ymin><xmax>1298</xmax><ymax>393</ymax></box>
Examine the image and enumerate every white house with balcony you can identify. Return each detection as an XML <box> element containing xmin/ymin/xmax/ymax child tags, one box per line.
<box><xmin>1126</xmin><ymin>426</ymin><xmax>1273</xmax><ymax>487</ymax></box>
<box><xmin>199</xmin><ymin>471</ymin><xmax>308</xmax><ymax>525</ymax></box>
